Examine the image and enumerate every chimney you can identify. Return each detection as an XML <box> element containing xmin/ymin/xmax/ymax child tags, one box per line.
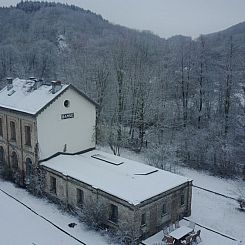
<box><xmin>51</xmin><ymin>80</ymin><xmax>62</xmax><ymax>94</ymax></box>
<box><xmin>33</xmin><ymin>79</ymin><xmax>43</xmax><ymax>90</ymax></box>
<box><xmin>7</xmin><ymin>77</ymin><xmax>13</xmax><ymax>91</ymax></box>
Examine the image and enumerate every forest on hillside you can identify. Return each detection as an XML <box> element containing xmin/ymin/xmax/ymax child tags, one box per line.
<box><xmin>0</xmin><ymin>1</ymin><xmax>245</xmax><ymax>178</ymax></box>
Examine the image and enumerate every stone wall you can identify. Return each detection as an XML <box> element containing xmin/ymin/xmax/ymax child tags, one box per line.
<box><xmin>42</xmin><ymin>166</ymin><xmax>192</xmax><ymax>241</ymax></box>
<box><xmin>134</xmin><ymin>181</ymin><xmax>192</xmax><ymax>239</ymax></box>
<box><xmin>0</xmin><ymin>109</ymin><xmax>37</xmax><ymax>184</ymax></box>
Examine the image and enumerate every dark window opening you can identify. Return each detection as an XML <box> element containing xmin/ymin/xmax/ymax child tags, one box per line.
<box><xmin>0</xmin><ymin>146</ymin><xmax>4</xmax><ymax>163</ymax></box>
<box><xmin>141</xmin><ymin>213</ymin><xmax>146</xmax><ymax>226</ymax></box>
<box><xmin>25</xmin><ymin>126</ymin><xmax>31</xmax><ymax>146</ymax></box>
<box><xmin>109</xmin><ymin>204</ymin><xmax>118</xmax><ymax>223</ymax></box>
<box><xmin>50</xmin><ymin>176</ymin><xmax>57</xmax><ymax>194</ymax></box>
<box><xmin>161</xmin><ymin>204</ymin><xmax>167</xmax><ymax>216</ymax></box>
<box><xmin>0</xmin><ymin>118</ymin><xmax>3</xmax><ymax>136</ymax></box>
<box><xmin>64</xmin><ymin>100</ymin><xmax>70</xmax><ymax>108</ymax></box>
<box><xmin>76</xmin><ymin>188</ymin><xmax>84</xmax><ymax>207</ymax></box>
<box><xmin>181</xmin><ymin>192</ymin><xmax>185</xmax><ymax>206</ymax></box>
<box><xmin>10</xmin><ymin>121</ymin><xmax>16</xmax><ymax>141</ymax></box>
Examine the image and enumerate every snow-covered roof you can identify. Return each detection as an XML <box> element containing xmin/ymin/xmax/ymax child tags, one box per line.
<box><xmin>41</xmin><ymin>150</ymin><xmax>190</xmax><ymax>205</ymax></box>
<box><xmin>0</xmin><ymin>78</ymin><xmax>69</xmax><ymax>115</ymax></box>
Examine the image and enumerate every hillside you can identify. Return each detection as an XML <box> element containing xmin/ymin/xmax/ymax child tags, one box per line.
<box><xmin>0</xmin><ymin>1</ymin><xmax>245</xmax><ymax>179</ymax></box>
<box><xmin>0</xmin><ymin>1</ymin><xmax>162</xmax><ymax>83</ymax></box>
<box><xmin>205</xmin><ymin>21</ymin><xmax>245</xmax><ymax>38</ymax></box>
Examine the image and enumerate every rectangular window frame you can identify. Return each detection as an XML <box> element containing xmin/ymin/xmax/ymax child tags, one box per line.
<box><xmin>24</xmin><ymin>125</ymin><xmax>32</xmax><ymax>146</ymax></box>
<box><xmin>10</xmin><ymin>121</ymin><xmax>16</xmax><ymax>141</ymax></box>
<box><xmin>161</xmin><ymin>203</ymin><xmax>167</xmax><ymax>216</ymax></box>
<box><xmin>76</xmin><ymin>188</ymin><xmax>84</xmax><ymax>208</ymax></box>
<box><xmin>50</xmin><ymin>176</ymin><xmax>57</xmax><ymax>195</ymax></box>
<box><xmin>109</xmin><ymin>204</ymin><xmax>118</xmax><ymax>223</ymax></box>
<box><xmin>141</xmin><ymin>213</ymin><xmax>146</xmax><ymax>226</ymax></box>
<box><xmin>180</xmin><ymin>191</ymin><xmax>185</xmax><ymax>206</ymax></box>
<box><xmin>0</xmin><ymin>117</ymin><xmax>3</xmax><ymax>137</ymax></box>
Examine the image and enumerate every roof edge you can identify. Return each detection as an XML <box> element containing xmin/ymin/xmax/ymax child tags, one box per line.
<box><xmin>35</xmin><ymin>84</ymin><xmax>99</xmax><ymax>116</ymax></box>
<box><xmin>39</xmin><ymin>147</ymin><xmax>96</xmax><ymax>163</ymax></box>
<box><xmin>35</xmin><ymin>85</ymin><xmax>70</xmax><ymax>116</ymax></box>
<box><xmin>0</xmin><ymin>106</ymin><xmax>35</xmax><ymax>117</ymax></box>
<box><xmin>41</xmin><ymin>164</ymin><xmax>135</xmax><ymax>208</ymax></box>
<box><xmin>69</xmin><ymin>84</ymin><xmax>99</xmax><ymax>107</ymax></box>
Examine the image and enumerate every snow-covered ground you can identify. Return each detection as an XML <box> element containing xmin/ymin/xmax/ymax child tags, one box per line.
<box><xmin>143</xmin><ymin>219</ymin><xmax>240</xmax><ymax>245</ymax></box>
<box><xmin>0</xmin><ymin>190</ymin><xmax>82</xmax><ymax>245</ymax></box>
<box><xmin>179</xmin><ymin>168</ymin><xmax>244</xmax><ymax>244</ymax></box>
<box><xmin>0</xmin><ymin>179</ymin><xmax>115</xmax><ymax>245</ymax></box>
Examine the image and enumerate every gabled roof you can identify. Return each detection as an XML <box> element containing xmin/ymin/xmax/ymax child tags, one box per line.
<box><xmin>0</xmin><ymin>78</ymin><xmax>97</xmax><ymax>116</ymax></box>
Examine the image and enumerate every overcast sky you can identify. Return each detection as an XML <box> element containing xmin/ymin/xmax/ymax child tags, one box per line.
<box><xmin>1</xmin><ymin>0</ymin><xmax>245</xmax><ymax>38</ymax></box>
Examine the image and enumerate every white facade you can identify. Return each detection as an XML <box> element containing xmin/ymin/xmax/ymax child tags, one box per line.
<box><xmin>37</xmin><ymin>87</ymin><xmax>96</xmax><ymax>160</ymax></box>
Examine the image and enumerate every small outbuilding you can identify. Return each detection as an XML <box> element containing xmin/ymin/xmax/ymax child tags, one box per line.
<box><xmin>41</xmin><ymin>150</ymin><xmax>192</xmax><ymax>241</ymax></box>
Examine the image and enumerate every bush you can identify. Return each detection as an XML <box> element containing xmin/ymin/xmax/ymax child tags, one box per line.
<box><xmin>0</xmin><ymin>162</ymin><xmax>13</xmax><ymax>181</ymax></box>
<box><xmin>79</xmin><ymin>198</ymin><xmax>108</xmax><ymax>230</ymax></box>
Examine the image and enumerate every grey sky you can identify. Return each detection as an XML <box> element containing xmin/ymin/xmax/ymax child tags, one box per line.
<box><xmin>1</xmin><ymin>0</ymin><xmax>245</xmax><ymax>38</ymax></box>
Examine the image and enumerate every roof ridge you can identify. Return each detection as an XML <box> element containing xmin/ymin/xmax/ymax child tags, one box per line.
<box><xmin>0</xmin><ymin>79</ymin><xmax>98</xmax><ymax>116</ymax></box>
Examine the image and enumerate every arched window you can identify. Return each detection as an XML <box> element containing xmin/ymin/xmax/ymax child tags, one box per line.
<box><xmin>11</xmin><ymin>151</ymin><xmax>18</xmax><ymax>170</ymax></box>
<box><xmin>25</xmin><ymin>158</ymin><xmax>32</xmax><ymax>181</ymax></box>
<box><xmin>0</xmin><ymin>146</ymin><xmax>4</xmax><ymax>163</ymax></box>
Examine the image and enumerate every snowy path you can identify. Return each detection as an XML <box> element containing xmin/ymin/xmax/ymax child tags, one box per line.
<box><xmin>0</xmin><ymin>180</ymin><xmax>115</xmax><ymax>245</ymax></box>
<box><xmin>0</xmin><ymin>187</ymin><xmax>86</xmax><ymax>245</ymax></box>
<box><xmin>0</xmin><ymin>190</ymin><xmax>82</xmax><ymax>245</ymax></box>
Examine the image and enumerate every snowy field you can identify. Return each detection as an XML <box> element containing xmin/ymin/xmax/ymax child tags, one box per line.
<box><xmin>0</xmin><ymin>179</ymin><xmax>115</xmax><ymax>245</ymax></box>
<box><xmin>179</xmin><ymin>167</ymin><xmax>244</xmax><ymax>244</ymax></box>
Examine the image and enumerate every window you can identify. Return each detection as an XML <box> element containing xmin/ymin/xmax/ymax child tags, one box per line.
<box><xmin>25</xmin><ymin>126</ymin><xmax>31</xmax><ymax>146</ymax></box>
<box><xmin>0</xmin><ymin>118</ymin><xmax>3</xmax><ymax>136</ymax></box>
<box><xmin>0</xmin><ymin>146</ymin><xmax>4</xmax><ymax>163</ymax></box>
<box><xmin>76</xmin><ymin>188</ymin><xmax>84</xmax><ymax>207</ymax></box>
<box><xmin>180</xmin><ymin>192</ymin><xmax>185</xmax><ymax>206</ymax></box>
<box><xmin>109</xmin><ymin>204</ymin><xmax>118</xmax><ymax>223</ymax></box>
<box><xmin>141</xmin><ymin>213</ymin><xmax>146</xmax><ymax>226</ymax></box>
<box><xmin>10</xmin><ymin>121</ymin><xmax>16</xmax><ymax>141</ymax></box>
<box><xmin>64</xmin><ymin>100</ymin><xmax>70</xmax><ymax>108</ymax></box>
<box><xmin>50</xmin><ymin>176</ymin><xmax>57</xmax><ymax>194</ymax></box>
<box><xmin>161</xmin><ymin>203</ymin><xmax>167</xmax><ymax>216</ymax></box>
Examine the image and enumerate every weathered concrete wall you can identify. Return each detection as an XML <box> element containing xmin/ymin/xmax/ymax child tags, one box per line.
<box><xmin>44</xmin><ymin>169</ymin><xmax>136</xmax><ymax>228</ymax></box>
